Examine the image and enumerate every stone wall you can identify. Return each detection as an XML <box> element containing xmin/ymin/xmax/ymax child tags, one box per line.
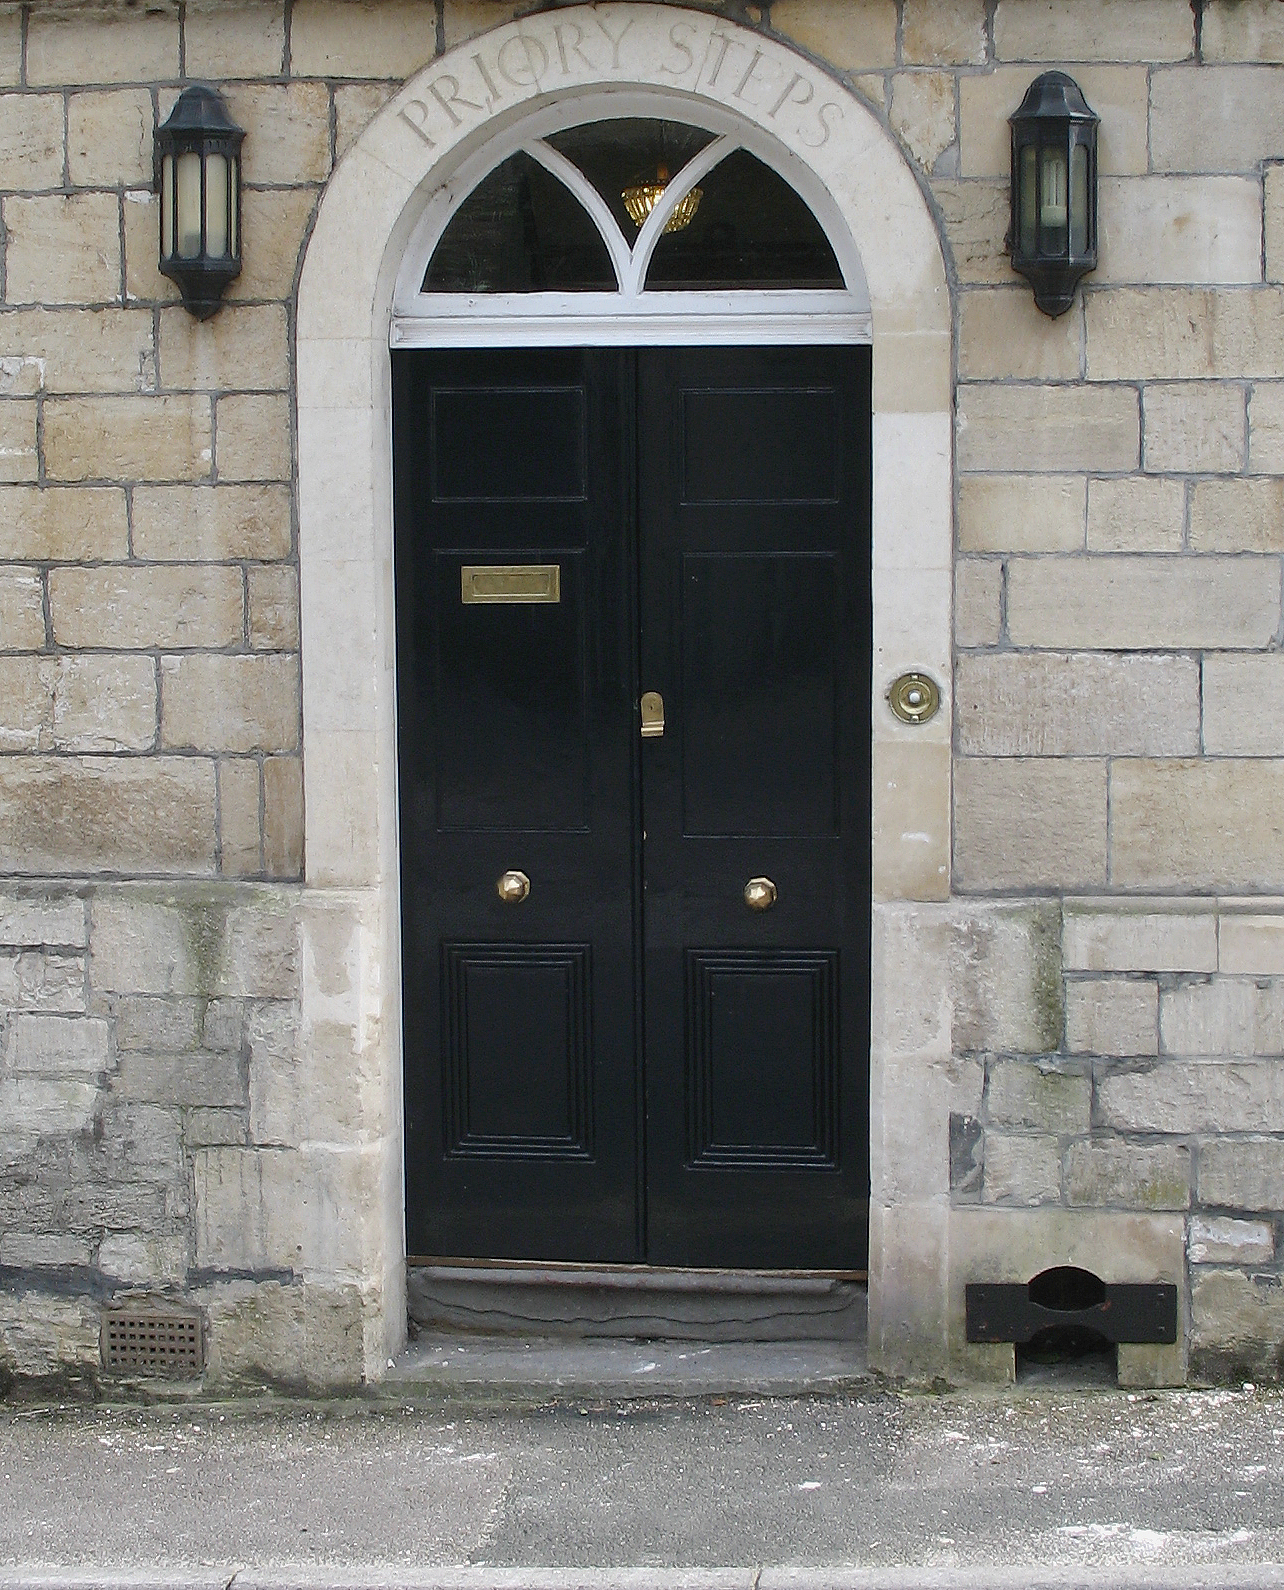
<box><xmin>2</xmin><ymin>0</ymin><xmax>1284</xmax><ymax>1387</ymax></box>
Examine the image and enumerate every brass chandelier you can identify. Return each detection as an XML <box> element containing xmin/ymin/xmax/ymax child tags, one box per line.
<box><xmin>621</xmin><ymin>163</ymin><xmax>702</xmax><ymax>233</ymax></box>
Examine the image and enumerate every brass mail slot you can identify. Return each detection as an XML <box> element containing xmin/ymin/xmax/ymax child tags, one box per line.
<box><xmin>461</xmin><ymin>564</ymin><xmax>561</xmax><ymax>604</ymax></box>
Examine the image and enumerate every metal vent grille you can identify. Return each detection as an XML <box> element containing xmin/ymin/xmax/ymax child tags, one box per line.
<box><xmin>102</xmin><ymin>1306</ymin><xmax>203</xmax><ymax>1377</ymax></box>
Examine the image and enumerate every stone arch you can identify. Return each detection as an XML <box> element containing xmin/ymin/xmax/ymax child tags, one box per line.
<box><xmin>294</xmin><ymin>2</ymin><xmax>953</xmax><ymax>1370</ymax></box>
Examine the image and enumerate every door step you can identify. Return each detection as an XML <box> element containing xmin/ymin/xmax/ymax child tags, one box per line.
<box><xmin>407</xmin><ymin>1263</ymin><xmax>867</xmax><ymax>1343</ymax></box>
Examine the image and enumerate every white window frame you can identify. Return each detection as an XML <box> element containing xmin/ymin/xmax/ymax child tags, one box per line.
<box><xmin>390</xmin><ymin>89</ymin><xmax>873</xmax><ymax>349</ymax></box>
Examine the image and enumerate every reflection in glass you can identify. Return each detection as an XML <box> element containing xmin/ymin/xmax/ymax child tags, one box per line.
<box><xmin>546</xmin><ymin>119</ymin><xmax>716</xmax><ymax>239</ymax></box>
<box><xmin>1069</xmin><ymin>142</ymin><xmax>1089</xmax><ymax>257</ymax></box>
<box><xmin>646</xmin><ymin>149</ymin><xmax>844</xmax><ymax>289</ymax></box>
<box><xmin>423</xmin><ymin>151</ymin><xmax>616</xmax><ymax>292</ymax></box>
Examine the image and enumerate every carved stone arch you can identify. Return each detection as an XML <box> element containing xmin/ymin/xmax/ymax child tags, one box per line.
<box><xmin>295</xmin><ymin>3</ymin><xmax>953</xmax><ymax>1376</ymax></box>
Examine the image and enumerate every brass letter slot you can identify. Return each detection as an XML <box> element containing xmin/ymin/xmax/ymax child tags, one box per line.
<box><xmin>461</xmin><ymin>564</ymin><xmax>560</xmax><ymax>604</ymax></box>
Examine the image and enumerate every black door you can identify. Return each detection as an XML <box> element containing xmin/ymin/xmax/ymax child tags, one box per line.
<box><xmin>394</xmin><ymin>344</ymin><xmax>870</xmax><ymax>1268</ymax></box>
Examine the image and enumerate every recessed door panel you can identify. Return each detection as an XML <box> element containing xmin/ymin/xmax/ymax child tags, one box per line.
<box><xmin>681</xmin><ymin>387</ymin><xmax>840</xmax><ymax>504</ymax></box>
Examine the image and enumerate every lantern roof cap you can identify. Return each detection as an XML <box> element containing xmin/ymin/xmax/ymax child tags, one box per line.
<box><xmin>158</xmin><ymin>83</ymin><xmax>245</xmax><ymax>143</ymax></box>
<box><xmin>1010</xmin><ymin>69</ymin><xmax>1099</xmax><ymax>126</ymax></box>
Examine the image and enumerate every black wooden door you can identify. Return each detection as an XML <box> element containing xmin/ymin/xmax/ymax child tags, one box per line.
<box><xmin>394</xmin><ymin>344</ymin><xmax>870</xmax><ymax>1269</ymax></box>
<box><xmin>638</xmin><ymin>346</ymin><xmax>871</xmax><ymax>1268</ymax></box>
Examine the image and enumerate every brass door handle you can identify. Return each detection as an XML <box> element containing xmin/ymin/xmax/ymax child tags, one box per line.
<box><xmin>640</xmin><ymin>691</ymin><xmax>665</xmax><ymax>738</ymax></box>
<box><xmin>496</xmin><ymin>870</ymin><xmax>530</xmax><ymax>904</ymax></box>
<box><xmin>744</xmin><ymin>877</ymin><xmax>777</xmax><ymax>911</ymax></box>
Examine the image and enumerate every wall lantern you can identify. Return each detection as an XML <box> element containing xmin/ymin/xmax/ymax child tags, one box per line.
<box><xmin>156</xmin><ymin>85</ymin><xmax>244</xmax><ymax>320</ymax></box>
<box><xmin>1008</xmin><ymin>71</ymin><xmax>1098</xmax><ymax>317</ymax></box>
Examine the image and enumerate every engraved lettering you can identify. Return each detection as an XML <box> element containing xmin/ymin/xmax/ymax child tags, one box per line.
<box><xmin>426</xmin><ymin>74</ymin><xmax>484</xmax><ymax>128</ymax></box>
<box><xmin>398</xmin><ymin>99</ymin><xmax>437</xmax><ymax>147</ymax></box>
<box><xmin>497</xmin><ymin>32</ymin><xmax>549</xmax><ymax>88</ymax></box>
<box><xmin>768</xmin><ymin>70</ymin><xmax>814</xmax><ymax>120</ymax></box>
<box><xmin>732</xmin><ymin>48</ymin><xmax>767</xmax><ymax>104</ymax></box>
<box><xmin>802</xmin><ymin>99</ymin><xmax>843</xmax><ymax>149</ymax></box>
<box><xmin>703</xmin><ymin>29</ymin><xmax>737</xmax><ymax>88</ymax></box>
<box><xmin>594</xmin><ymin>11</ymin><xmax>634</xmax><ymax>69</ymax></box>
<box><xmin>472</xmin><ymin>53</ymin><xmax>503</xmax><ymax>108</ymax></box>
<box><xmin>661</xmin><ymin>20</ymin><xmax>695</xmax><ymax>77</ymax></box>
<box><xmin>553</xmin><ymin>21</ymin><xmax>595</xmax><ymax>74</ymax></box>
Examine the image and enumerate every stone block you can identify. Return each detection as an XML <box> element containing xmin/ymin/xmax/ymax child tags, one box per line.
<box><xmin>954</xmin><ymin>652</ymin><xmax>1199</xmax><ymax>757</ymax></box>
<box><xmin>902</xmin><ymin>0</ymin><xmax>987</xmax><ymax>63</ymax></box>
<box><xmin>1098</xmin><ymin>1060</ymin><xmax>1284</xmax><ymax>1133</ymax></box>
<box><xmin>986</xmin><ymin>1060</ymin><xmax>1091</xmax><ymax>1134</ymax></box>
<box><xmin>0</xmin><ymin>11</ymin><xmax>19</xmax><ymax>88</ymax></box>
<box><xmin>1190</xmin><ymin>479</ymin><xmax>1284</xmax><ymax>553</ymax></box>
<box><xmin>263</xmin><ymin>757</ymin><xmax>304</xmax><ymax>880</ymax></box>
<box><xmin>291</xmin><ymin>0</ymin><xmax>439</xmax><ymax>77</ymax></box>
<box><xmin>957</xmin><ymin>384</ymin><xmax>1139</xmax><ymax>473</ymax></box>
<box><xmin>0</xmin><ymin>1234</ymin><xmax>92</xmax><ymax>1268</ymax></box>
<box><xmin>199</xmin><ymin>1276</ymin><xmax>372</xmax><ymax>1390</ymax></box>
<box><xmin>0</xmin><ymin>308</ymin><xmax>155</xmax><ymax>397</ymax></box>
<box><xmin>1065</xmin><ymin>1140</ymin><xmax>1191</xmax><ymax>1210</ymax></box>
<box><xmin>1143</xmin><ymin>384</ymin><xmax>1247</xmax><ymax>475</ymax></box>
<box><xmin>0</xmin><ymin>654</ymin><xmax>156</xmax><ymax>755</ymax></box>
<box><xmin>68</xmin><ymin>89</ymin><xmax>152</xmax><ymax>189</ymax></box>
<box><xmin>0</xmin><ymin>93</ymin><xmax>65</xmax><ymax>190</ymax></box>
<box><xmin>91</xmin><ymin>892</ymin><xmax>298</xmax><ymax>999</ymax></box>
<box><xmin>932</xmin><ymin>179</ymin><xmax>1010</xmax><ymax>284</ymax></box>
<box><xmin>1086</xmin><ymin>288</ymin><xmax>1284</xmax><ymax>381</ymax></box>
<box><xmin>215</xmin><ymin>394</ymin><xmax>291</xmax><ymax>483</ymax></box>
<box><xmin>49</xmin><ymin>566</ymin><xmax>242</xmax><ymax>651</ymax></box>
<box><xmin>4</xmin><ymin>1014</ymin><xmax>109</xmax><ymax>1075</ymax></box>
<box><xmin>954</xmin><ymin>758</ymin><xmax>1107</xmax><ymax>891</ymax></box>
<box><xmin>184</xmin><ymin>2</ymin><xmax>286</xmax><ymax>78</ymax></box>
<box><xmin>204</xmin><ymin>999</ymin><xmax>244</xmax><ymax>1051</ymax></box>
<box><xmin>1063</xmin><ymin>906</ymin><xmax>1217</xmax><ymax>973</ymax></box>
<box><xmin>132</xmin><ymin>485</ymin><xmax>292</xmax><ymax>563</ymax></box>
<box><xmin>994</xmin><ymin>0</ymin><xmax>1193</xmax><ymax>62</ymax></box>
<box><xmin>185</xmin><ymin>1107</ymin><xmax>249</xmax><ymax>1148</ymax></box>
<box><xmin>5</xmin><ymin>196</ymin><xmax>121</xmax><ymax>308</ymax></box>
<box><xmin>0</xmin><ymin>893</ymin><xmax>86</xmax><ymax>950</ymax></box>
<box><xmin>122</xmin><ymin>191</ymin><xmax>180</xmax><ymax>309</ymax></box>
<box><xmin>1190</xmin><ymin>1271</ymin><xmax>1284</xmax><ymax>1379</ymax></box>
<box><xmin>228</xmin><ymin>188</ymin><xmax>318</xmax><ymax>303</ymax></box>
<box><xmin>112</xmin><ymin>996</ymin><xmax>203</xmax><ymax>1052</ymax></box>
<box><xmin>0</xmin><ymin>759</ymin><xmax>216</xmax><ymax>876</ymax></box>
<box><xmin>958</xmin><ymin>475</ymin><xmax>1085</xmax><ymax>554</ymax></box>
<box><xmin>0</xmin><ymin>404</ymin><xmax>38</xmax><ymax>484</ymax></box>
<box><xmin>162</xmin><ymin>654</ymin><xmax>300</xmax><ymax>754</ymax></box>
<box><xmin>248</xmin><ymin>566</ymin><xmax>300</xmax><ymax>651</ymax></box>
<box><xmin>1198</xmin><ymin>1137</ymin><xmax>1284</xmax><ymax>1209</ymax></box>
<box><xmin>1269</xmin><ymin>169</ymin><xmax>1284</xmax><ymax>283</ymax></box>
<box><xmin>960</xmin><ymin>65</ymin><xmax>1148</xmax><ymax>178</ymax></box>
<box><xmin>1220</xmin><ymin>914</ymin><xmax>1284</xmax><ymax>975</ymax></box>
<box><xmin>958</xmin><ymin>289</ymin><xmax>1081</xmax><ymax>381</ymax></box>
<box><xmin>158</xmin><ymin>305</ymin><xmax>290</xmax><ymax>395</ymax></box>
<box><xmin>1204</xmin><ymin>0</ymin><xmax>1284</xmax><ymax>62</ymax></box>
<box><xmin>220</xmin><ymin>904</ymin><xmax>300</xmax><ymax>1000</ymax></box>
<box><xmin>953</xmin><ymin>558</ymin><xmax>1001</xmax><ymax>648</ymax></box>
<box><xmin>1204</xmin><ymin>657</ymin><xmax>1284</xmax><ymax>756</ymax></box>
<box><xmin>981</xmin><ymin>1133</ymin><xmax>1061</xmax><ymax>1205</ymax></box>
<box><xmin>1151</xmin><ymin>65</ymin><xmax>1284</xmax><ymax>173</ymax></box>
<box><xmin>0</xmin><ymin>1295</ymin><xmax>101</xmax><ymax>1381</ymax></box>
<box><xmin>1249</xmin><ymin>383</ymin><xmax>1284</xmax><ymax>473</ymax></box>
<box><xmin>0</xmin><ymin>949</ymin><xmax>83</xmax><ymax>1013</ymax></box>
<box><xmin>225</xmin><ymin>83</ymin><xmax>331</xmax><ymax>187</ymax></box>
<box><xmin>1006</xmin><ymin>556</ymin><xmax>1279</xmax><ymax>650</ymax></box>
<box><xmin>1112</xmin><ymin>760</ymin><xmax>1284</xmax><ymax>891</ymax></box>
<box><xmin>1098</xmin><ymin>177</ymin><xmax>1262</xmax><ymax>285</ymax></box>
<box><xmin>219</xmin><ymin>759</ymin><xmax>261</xmax><ymax>878</ymax></box>
<box><xmin>117</xmin><ymin>1050</ymin><xmax>248</xmax><ymax>1110</ymax></box>
<box><xmin>889</xmin><ymin>72</ymin><xmax>956</xmax><ymax>173</ymax></box>
<box><xmin>97</xmin><ymin>1231</ymin><xmax>188</xmax><ymax>1286</ymax></box>
<box><xmin>0</xmin><ymin>488</ymin><xmax>129</xmax><ymax>563</ymax></box>
<box><xmin>335</xmin><ymin>83</ymin><xmax>397</xmax><ymax>161</ymax></box>
<box><xmin>44</xmin><ymin>395</ymin><xmax>213</xmax><ymax>485</ymax></box>
<box><xmin>1086</xmin><ymin>477</ymin><xmax>1184</xmax><ymax>553</ymax></box>
<box><xmin>1066</xmin><ymin>978</ymin><xmax>1159</xmax><ymax>1057</ymax></box>
<box><xmin>766</xmin><ymin>0</ymin><xmax>899</xmax><ymax>67</ymax></box>
<box><xmin>0</xmin><ymin>570</ymin><xmax>45</xmax><ymax>650</ymax></box>
<box><xmin>1189</xmin><ymin>1215</ymin><xmax>1274</xmax><ymax>1266</ymax></box>
<box><xmin>26</xmin><ymin>9</ymin><xmax>179</xmax><ymax>84</ymax></box>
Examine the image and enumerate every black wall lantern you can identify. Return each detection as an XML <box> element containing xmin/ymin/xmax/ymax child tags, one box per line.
<box><xmin>1009</xmin><ymin>71</ymin><xmax>1098</xmax><ymax>317</ymax></box>
<box><xmin>156</xmin><ymin>85</ymin><xmax>245</xmax><ymax>320</ymax></box>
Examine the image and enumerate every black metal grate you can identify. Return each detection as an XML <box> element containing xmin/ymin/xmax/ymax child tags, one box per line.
<box><xmin>102</xmin><ymin>1306</ymin><xmax>203</xmax><ymax>1376</ymax></box>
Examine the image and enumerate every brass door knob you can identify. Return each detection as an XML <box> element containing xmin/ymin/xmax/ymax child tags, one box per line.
<box><xmin>496</xmin><ymin>870</ymin><xmax>530</xmax><ymax>904</ymax></box>
<box><xmin>744</xmin><ymin>877</ymin><xmax>777</xmax><ymax>911</ymax></box>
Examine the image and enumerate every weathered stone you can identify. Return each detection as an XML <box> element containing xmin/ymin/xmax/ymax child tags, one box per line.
<box><xmin>122</xmin><ymin>191</ymin><xmax>180</xmax><ymax>309</ymax></box>
<box><xmin>1203</xmin><ymin>0</ymin><xmax>1284</xmax><ymax>62</ymax></box>
<box><xmin>0</xmin><ymin>93</ymin><xmax>65</xmax><ymax>190</ymax></box>
<box><xmin>932</xmin><ymin>179</ymin><xmax>1010</xmax><ymax>284</ymax></box>
<box><xmin>219</xmin><ymin>759</ymin><xmax>261</xmax><ymax>878</ymax></box>
<box><xmin>91</xmin><ymin>893</ymin><xmax>297</xmax><ymax>1000</ymax></box>
<box><xmin>0</xmin><ymin>1234</ymin><xmax>92</xmax><ymax>1268</ymax></box>
<box><xmin>159</xmin><ymin>305</ymin><xmax>290</xmax><ymax>396</ymax></box>
<box><xmin>184</xmin><ymin>1</ymin><xmax>286</xmax><ymax>78</ymax></box>
<box><xmin>44</xmin><ymin>395</ymin><xmax>213</xmax><ymax>484</ymax></box>
<box><xmin>228</xmin><ymin>188</ymin><xmax>318</xmax><ymax>304</ymax></box>
<box><xmin>958</xmin><ymin>475</ymin><xmax>1084</xmax><ymax>554</ymax></box>
<box><xmin>1099</xmin><ymin>177</ymin><xmax>1262</xmax><ymax>285</ymax></box>
<box><xmin>903</xmin><ymin>0</ymin><xmax>987</xmax><ymax>63</ymax></box>
<box><xmin>291</xmin><ymin>0</ymin><xmax>440</xmax><ymax>77</ymax></box>
<box><xmin>0</xmin><ymin>404</ymin><xmax>38</xmax><ymax>484</ymax></box>
<box><xmin>954</xmin><ymin>653</ymin><xmax>1199</xmax><ymax>757</ymax></box>
<box><xmin>335</xmin><ymin>83</ymin><xmax>397</xmax><ymax>160</ymax></box>
<box><xmin>97</xmin><ymin>1231</ymin><xmax>188</xmax><ymax>1285</ymax></box>
<box><xmin>994</xmin><ymin>0</ymin><xmax>1192</xmax><ymax>62</ymax></box>
<box><xmin>162</xmin><ymin>655</ymin><xmax>300</xmax><ymax>754</ymax></box>
<box><xmin>0</xmin><ymin>893</ymin><xmax>86</xmax><ymax>950</ymax></box>
<box><xmin>26</xmin><ymin>8</ymin><xmax>179</xmax><ymax>85</ymax></box>
<box><xmin>0</xmin><ymin>12</ymin><xmax>21</xmax><ymax>89</ymax></box>
<box><xmin>1190</xmin><ymin>480</ymin><xmax>1284</xmax><ymax>553</ymax></box>
<box><xmin>1063</xmin><ymin>907</ymin><xmax>1217</xmax><ymax>974</ymax></box>
<box><xmin>960</xmin><ymin>64</ymin><xmax>1148</xmax><ymax>178</ymax></box>
<box><xmin>1151</xmin><ymin>65</ymin><xmax>1284</xmax><ymax>173</ymax></box>
<box><xmin>49</xmin><ymin>566</ymin><xmax>241</xmax><ymax>651</ymax></box>
<box><xmin>0</xmin><ymin>308</ymin><xmax>154</xmax><ymax>396</ymax></box>
<box><xmin>1190</xmin><ymin>1271</ymin><xmax>1284</xmax><ymax>1379</ymax></box>
<box><xmin>1098</xmin><ymin>1061</ymin><xmax>1284</xmax><ymax>1134</ymax></box>
<box><xmin>5</xmin><ymin>196</ymin><xmax>122</xmax><ymax>308</ymax></box>
<box><xmin>263</xmin><ymin>757</ymin><xmax>304</xmax><ymax>880</ymax></box>
<box><xmin>1006</xmin><ymin>557</ymin><xmax>1280</xmax><ymax>650</ymax></box>
<box><xmin>0</xmin><ymin>1077</ymin><xmax>99</xmax><ymax>1139</ymax></box>
<box><xmin>215</xmin><ymin>394</ymin><xmax>291</xmax><ymax>483</ymax></box>
<box><xmin>1198</xmin><ymin>1137</ymin><xmax>1284</xmax><ymax>1210</ymax></box>
<box><xmin>1188</xmin><ymin>1215</ymin><xmax>1274</xmax><ymax>1266</ymax></box>
<box><xmin>1087</xmin><ymin>288</ymin><xmax>1284</xmax><ymax>381</ymax></box>
<box><xmin>949</xmin><ymin>1112</ymin><xmax>984</xmax><ymax>1195</ymax></box>
<box><xmin>1249</xmin><ymin>383</ymin><xmax>1284</xmax><ymax>473</ymax></box>
<box><xmin>1219</xmin><ymin>915</ymin><xmax>1284</xmax><ymax>976</ymax></box>
<box><xmin>0</xmin><ymin>571</ymin><xmax>45</xmax><ymax>649</ymax></box>
<box><xmin>1143</xmin><ymin>383</ymin><xmax>1246</xmax><ymax>475</ymax></box>
<box><xmin>1112</xmin><ymin>761</ymin><xmax>1284</xmax><ymax>891</ymax></box>
<box><xmin>958</xmin><ymin>289</ymin><xmax>1081</xmax><ymax>380</ymax></box>
<box><xmin>4</xmin><ymin>1014</ymin><xmax>110</xmax><ymax>1075</ymax></box>
<box><xmin>225</xmin><ymin>83</ymin><xmax>331</xmax><ymax>186</ymax></box>
<box><xmin>986</xmin><ymin>1061</ymin><xmax>1090</xmax><ymax>1134</ymax></box>
<box><xmin>203</xmin><ymin>999</ymin><xmax>245</xmax><ymax>1052</ymax></box>
<box><xmin>199</xmin><ymin>1276</ymin><xmax>371</xmax><ymax>1390</ymax></box>
<box><xmin>1065</xmin><ymin>1140</ymin><xmax>1191</xmax><ymax>1210</ymax></box>
<box><xmin>248</xmin><ymin>566</ymin><xmax>300</xmax><ymax>651</ymax></box>
<box><xmin>953</xmin><ymin>558</ymin><xmax>1001</xmax><ymax>648</ymax></box>
<box><xmin>0</xmin><ymin>1295</ymin><xmax>101</xmax><ymax>1381</ymax></box>
<box><xmin>1087</xmin><ymin>476</ymin><xmax>1184</xmax><ymax>553</ymax></box>
<box><xmin>1066</xmin><ymin>978</ymin><xmax>1159</xmax><ymax>1057</ymax></box>
<box><xmin>0</xmin><ymin>950</ymin><xmax>85</xmax><ymax>1013</ymax></box>
<box><xmin>0</xmin><ymin>759</ymin><xmax>216</xmax><ymax>876</ymax></box>
<box><xmin>889</xmin><ymin>71</ymin><xmax>955</xmax><ymax>172</ymax></box>
<box><xmin>0</xmin><ymin>488</ymin><xmax>129</xmax><ymax>563</ymax></box>
<box><xmin>132</xmin><ymin>485</ymin><xmax>291</xmax><ymax>564</ymax></box>
<box><xmin>954</xmin><ymin>758</ymin><xmax>1107</xmax><ymax>891</ymax></box>
<box><xmin>68</xmin><ymin>89</ymin><xmax>152</xmax><ymax>189</ymax></box>
<box><xmin>0</xmin><ymin>655</ymin><xmax>156</xmax><ymax>754</ymax></box>
<box><xmin>769</xmin><ymin>0</ymin><xmax>898</xmax><ymax>66</ymax></box>
<box><xmin>981</xmin><ymin>1133</ymin><xmax>1061</xmax><ymax>1206</ymax></box>
<box><xmin>1205</xmin><ymin>657</ymin><xmax>1284</xmax><ymax>757</ymax></box>
<box><xmin>112</xmin><ymin>996</ymin><xmax>203</xmax><ymax>1053</ymax></box>
<box><xmin>116</xmin><ymin>1050</ymin><xmax>248</xmax><ymax>1110</ymax></box>
<box><xmin>957</xmin><ymin>384</ymin><xmax>1139</xmax><ymax>473</ymax></box>
<box><xmin>185</xmin><ymin>1107</ymin><xmax>250</xmax><ymax>1148</ymax></box>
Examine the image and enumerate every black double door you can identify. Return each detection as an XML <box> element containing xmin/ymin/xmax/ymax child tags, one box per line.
<box><xmin>394</xmin><ymin>344</ymin><xmax>871</xmax><ymax>1270</ymax></box>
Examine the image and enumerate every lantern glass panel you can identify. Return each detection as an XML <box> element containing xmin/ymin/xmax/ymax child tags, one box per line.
<box><xmin>1039</xmin><ymin>146</ymin><xmax>1068</xmax><ymax>253</ymax></box>
<box><xmin>160</xmin><ymin>152</ymin><xmax>175</xmax><ymax>262</ymax></box>
<box><xmin>205</xmin><ymin>152</ymin><xmax>229</xmax><ymax>258</ymax></box>
<box><xmin>176</xmin><ymin>150</ymin><xmax>203</xmax><ymax>260</ymax></box>
<box><xmin>230</xmin><ymin>157</ymin><xmax>240</xmax><ymax>257</ymax></box>
<box><xmin>1019</xmin><ymin>143</ymin><xmax>1037</xmax><ymax>256</ymax></box>
<box><xmin>1070</xmin><ymin>141</ymin><xmax>1089</xmax><ymax>257</ymax></box>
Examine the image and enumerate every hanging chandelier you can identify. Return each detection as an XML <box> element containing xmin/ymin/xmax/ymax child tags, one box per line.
<box><xmin>621</xmin><ymin>164</ymin><xmax>702</xmax><ymax>233</ymax></box>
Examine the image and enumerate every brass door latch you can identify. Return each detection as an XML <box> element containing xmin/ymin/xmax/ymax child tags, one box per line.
<box><xmin>640</xmin><ymin>691</ymin><xmax>665</xmax><ymax>738</ymax></box>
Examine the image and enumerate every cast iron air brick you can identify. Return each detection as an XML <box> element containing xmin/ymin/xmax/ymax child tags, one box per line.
<box><xmin>101</xmin><ymin>1304</ymin><xmax>204</xmax><ymax>1377</ymax></box>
